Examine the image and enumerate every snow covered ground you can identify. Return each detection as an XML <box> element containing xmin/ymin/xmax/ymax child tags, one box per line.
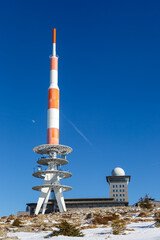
<box><xmin>1</xmin><ymin>207</ymin><xmax>159</xmax><ymax>240</ymax></box>
<box><xmin>8</xmin><ymin>221</ymin><xmax>160</xmax><ymax>240</ymax></box>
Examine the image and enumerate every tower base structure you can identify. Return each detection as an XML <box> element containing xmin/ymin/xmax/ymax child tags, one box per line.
<box><xmin>32</xmin><ymin>144</ymin><xmax>72</xmax><ymax>215</ymax></box>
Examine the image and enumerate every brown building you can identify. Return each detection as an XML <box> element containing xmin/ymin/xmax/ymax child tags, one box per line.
<box><xmin>26</xmin><ymin>197</ymin><xmax>129</xmax><ymax>215</ymax></box>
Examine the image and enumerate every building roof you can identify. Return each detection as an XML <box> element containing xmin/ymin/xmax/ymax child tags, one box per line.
<box><xmin>27</xmin><ymin>197</ymin><xmax>129</xmax><ymax>207</ymax></box>
<box><xmin>106</xmin><ymin>175</ymin><xmax>131</xmax><ymax>183</ymax></box>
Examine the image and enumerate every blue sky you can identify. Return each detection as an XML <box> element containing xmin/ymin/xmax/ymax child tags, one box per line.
<box><xmin>0</xmin><ymin>0</ymin><xmax>160</xmax><ymax>216</ymax></box>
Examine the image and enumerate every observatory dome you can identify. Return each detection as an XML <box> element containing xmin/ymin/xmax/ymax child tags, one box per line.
<box><xmin>112</xmin><ymin>167</ymin><xmax>125</xmax><ymax>176</ymax></box>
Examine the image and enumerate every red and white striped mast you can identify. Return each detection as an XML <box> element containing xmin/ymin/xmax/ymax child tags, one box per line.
<box><xmin>47</xmin><ymin>28</ymin><xmax>59</xmax><ymax>145</ymax></box>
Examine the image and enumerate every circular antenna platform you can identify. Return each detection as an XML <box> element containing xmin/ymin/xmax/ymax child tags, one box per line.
<box><xmin>33</xmin><ymin>170</ymin><xmax>72</xmax><ymax>179</ymax></box>
<box><xmin>32</xmin><ymin>184</ymin><xmax>72</xmax><ymax>192</ymax></box>
<box><xmin>33</xmin><ymin>144</ymin><xmax>72</xmax><ymax>155</ymax></box>
<box><xmin>37</xmin><ymin>157</ymin><xmax>68</xmax><ymax>166</ymax></box>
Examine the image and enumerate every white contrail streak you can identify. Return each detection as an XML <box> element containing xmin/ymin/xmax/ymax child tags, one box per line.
<box><xmin>62</xmin><ymin>113</ymin><xmax>92</xmax><ymax>146</ymax></box>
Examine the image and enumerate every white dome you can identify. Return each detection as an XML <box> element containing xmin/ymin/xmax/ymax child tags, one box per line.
<box><xmin>112</xmin><ymin>167</ymin><xmax>125</xmax><ymax>176</ymax></box>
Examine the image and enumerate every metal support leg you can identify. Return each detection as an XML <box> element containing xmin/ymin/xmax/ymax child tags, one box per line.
<box><xmin>54</xmin><ymin>187</ymin><xmax>66</xmax><ymax>212</ymax></box>
<box><xmin>42</xmin><ymin>188</ymin><xmax>51</xmax><ymax>214</ymax></box>
<box><xmin>35</xmin><ymin>187</ymin><xmax>49</xmax><ymax>215</ymax></box>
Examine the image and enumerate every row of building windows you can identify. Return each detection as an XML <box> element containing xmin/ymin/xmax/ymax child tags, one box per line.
<box><xmin>116</xmin><ymin>199</ymin><xmax>125</xmax><ymax>201</ymax></box>
<box><xmin>113</xmin><ymin>189</ymin><xmax>125</xmax><ymax>192</ymax></box>
<box><xmin>113</xmin><ymin>184</ymin><xmax>125</xmax><ymax>188</ymax></box>
<box><xmin>113</xmin><ymin>194</ymin><xmax>125</xmax><ymax>197</ymax></box>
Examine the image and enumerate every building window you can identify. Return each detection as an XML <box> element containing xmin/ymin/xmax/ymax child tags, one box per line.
<box><xmin>123</xmin><ymin>189</ymin><xmax>125</xmax><ymax>192</ymax></box>
<box><xmin>123</xmin><ymin>194</ymin><xmax>125</xmax><ymax>196</ymax></box>
<box><xmin>120</xmin><ymin>194</ymin><xmax>122</xmax><ymax>196</ymax></box>
<box><xmin>116</xmin><ymin>190</ymin><xmax>118</xmax><ymax>192</ymax></box>
<box><xmin>120</xmin><ymin>199</ymin><xmax>122</xmax><ymax>201</ymax></box>
<box><xmin>113</xmin><ymin>185</ymin><xmax>115</xmax><ymax>188</ymax></box>
<box><xmin>119</xmin><ymin>185</ymin><xmax>121</xmax><ymax>187</ymax></box>
<box><xmin>116</xmin><ymin>199</ymin><xmax>118</xmax><ymax>201</ymax></box>
<box><xmin>116</xmin><ymin>194</ymin><xmax>118</xmax><ymax>197</ymax></box>
<box><xmin>116</xmin><ymin>185</ymin><xmax>118</xmax><ymax>187</ymax></box>
<box><xmin>122</xmin><ymin>185</ymin><xmax>124</xmax><ymax>187</ymax></box>
<box><xmin>123</xmin><ymin>199</ymin><xmax>125</xmax><ymax>201</ymax></box>
<box><xmin>120</xmin><ymin>189</ymin><xmax>121</xmax><ymax>192</ymax></box>
<box><xmin>113</xmin><ymin>194</ymin><xmax>115</xmax><ymax>197</ymax></box>
<box><xmin>113</xmin><ymin>190</ymin><xmax>115</xmax><ymax>192</ymax></box>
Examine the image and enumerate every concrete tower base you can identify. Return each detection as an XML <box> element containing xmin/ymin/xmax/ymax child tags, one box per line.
<box><xmin>32</xmin><ymin>144</ymin><xmax>72</xmax><ymax>215</ymax></box>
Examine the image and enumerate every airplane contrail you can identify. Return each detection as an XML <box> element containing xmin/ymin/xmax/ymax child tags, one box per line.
<box><xmin>62</xmin><ymin>113</ymin><xmax>92</xmax><ymax>146</ymax></box>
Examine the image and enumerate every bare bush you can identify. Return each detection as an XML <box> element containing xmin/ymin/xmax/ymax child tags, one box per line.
<box><xmin>138</xmin><ymin>211</ymin><xmax>148</xmax><ymax>217</ymax></box>
<box><xmin>155</xmin><ymin>212</ymin><xmax>160</xmax><ymax>228</ymax></box>
<box><xmin>111</xmin><ymin>219</ymin><xmax>126</xmax><ymax>235</ymax></box>
<box><xmin>92</xmin><ymin>213</ymin><xmax>119</xmax><ymax>225</ymax></box>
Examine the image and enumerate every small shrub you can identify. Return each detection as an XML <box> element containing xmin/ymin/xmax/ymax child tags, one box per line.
<box><xmin>5</xmin><ymin>218</ymin><xmax>11</xmax><ymax>223</ymax></box>
<box><xmin>92</xmin><ymin>213</ymin><xmax>119</xmax><ymax>225</ymax></box>
<box><xmin>126</xmin><ymin>228</ymin><xmax>135</xmax><ymax>231</ymax></box>
<box><xmin>155</xmin><ymin>212</ymin><xmax>160</xmax><ymax>228</ymax></box>
<box><xmin>111</xmin><ymin>220</ymin><xmax>126</xmax><ymax>235</ymax></box>
<box><xmin>62</xmin><ymin>214</ymin><xmax>72</xmax><ymax>219</ymax></box>
<box><xmin>45</xmin><ymin>220</ymin><xmax>84</xmax><ymax>237</ymax></box>
<box><xmin>92</xmin><ymin>216</ymin><xmax>109</xmax><ymax>225</ymax></box>
<box><xmin>139</xmin><ymin>195</ymin><xmax>153</xmax><ymax>209</ymax></box>
<box><xmin>12</xmin><ymin>219</ymin><xmax>21</xmax><ymax>227</ymax></box>
<box><xmin>8</xmin><ymin>214</ymin><xmax>16</xmax><ymax>220</ymax></box>
<box><xmin>120</xmin><ymin>212</ymin><xmax>127</xmax><ymax>216</ymax></box>
<box><xmin>138</xmin><ymin>211</ymin><xmax>147</xmax><ymax>217</ymax></box>
<box><xmin>85</xmin><ymin>213</ymin><xmax>92</xmax><ymax>219</ymax></box>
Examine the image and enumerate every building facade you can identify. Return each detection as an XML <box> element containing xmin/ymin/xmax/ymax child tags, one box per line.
<box><xmin>106</xmin><ymin>167</ymin><xmax>131</xmax><ymax>203</ymax></box>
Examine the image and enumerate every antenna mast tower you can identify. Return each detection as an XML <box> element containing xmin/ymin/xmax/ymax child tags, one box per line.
<box><xmin>32</xmin><ymin>29</ymin><xmax>72</xmax><ymax>214</ymax></box>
